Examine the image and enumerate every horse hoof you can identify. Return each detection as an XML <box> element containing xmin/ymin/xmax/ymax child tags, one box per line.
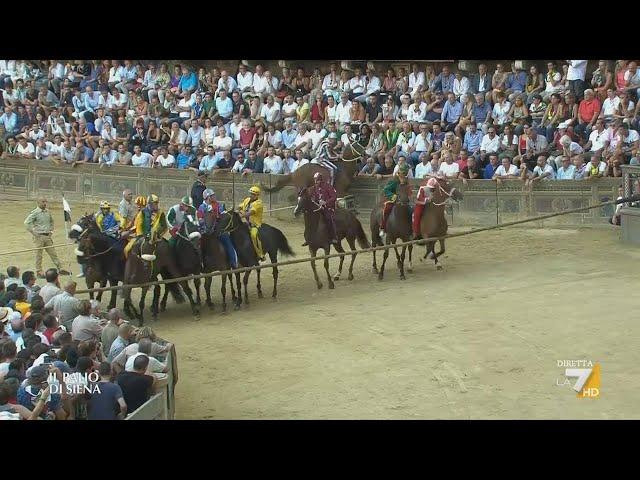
<box><xmin>437</xmin><ymin>265</ymin><xmax>443</xmax><ymax>271</ymax></box>
<box><xmin>348</xmin><ymin>274</ymin><xmax>354</xmax><ymax>281</ymax></box>
<box><xmin>400</xmin><ymin>275</ymin><xmax>406</xmax><ymax>280</ymax></box>
<box><xmin>258</xmin><ymin>291</ymin><xmax>264</xmax><ymax>299</ymax></box>
<box><xmin>271</xmin><ymin>296</ymin><xmax>278</xmax><ymax>302</ymax></box>
<box><xmin>160</xmin><ymin>304</ymin><xmax>167</xmax><ymax>312</ymax></box>
<box><xmin>372</xmin><ymin>267</ymin><xmax>378</xmax><ymax>274</ymax></box>
<box><xmin>378</xmin><ymin>273</ymin><xmax>384</xmax><ymax>281</ymax></box>
<box><xmin>317</xmin><ymin>283</ymin><xmax>323</xmax><ymax>290</ymax></box>
<box><xmin>328</xmin><ymin>283</ymin><xmax>335</xmax><ymax>290</ymax></box>
<box><xmin>428</xmin><ymin>252</ymin><xmax>435</xmax><ymax>260</ymax></box>
<box><xmin>333</xmin><ymin>275</ymin><xmax>340</xmax><ymax>281</ymax></box>
<box><xmin>233</xmin><ymin>304</ymin><xmax>240</xmax><ymax>311</ymax></box>
<box><xmin>193</xmin><ymin>315</ymin><xmax>200</xmax><ymax>322</ymax></box>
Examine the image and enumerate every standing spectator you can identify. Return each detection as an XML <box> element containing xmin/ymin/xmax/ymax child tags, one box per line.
<box><xmin>107</xmin><ymin>323</ymin><xmax>135</xmax><ymax>363</ymax></box>
<box><xmin>262</xmin><ymin>146</ymin><xmax>284</xmax><ymax>174</ymax></box>
<box><xmin>470</xmin><ymin>63</ymin><xmax>492</xmax><ymax>101</ymax></box>
<box><xmin>23</xmin><ymin>198</ymin><xmax>69</xmax><ymax>278</ymax></box>
<box><xmin>116</xmin><ymin>354</ymin><xmax>155</xmax><ymax>414</ymax></box>
<box><xmin>88</xmin><ymin>362</ymin><xmax>127</xmax><ymax>420</ymax></box>
<box><xmin>566</xmin><ymin>60</ymin><xmax>588</xmax><ymax>100</ymax></box>
<box><xmin>101</xmin><ymin>308</ymin><xmax>126</xmax><ymax>356</ymax></box>
<box><xmin>71</xmin><ymin>300</ymin><xmax>104</xmax><ymax>343</ymax></box>
<box><xmin>39</xmin><ymin>269</ymin><xmax>61</xmax><ymax>304</ymax></box>
<box><xmin>45</xmin><ymin>281</ymin><xmax>80</xmax><ymax>331</ymax></box>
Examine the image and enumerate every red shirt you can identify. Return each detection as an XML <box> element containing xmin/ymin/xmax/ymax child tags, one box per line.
<box><xmin>44</xmin><ymin>327</ymin><xmax>62</xmax><ymax>344</ymax></box>
<box><xmin>578</xmin><ymin>98</ymin><xmax>601</xmax><ymax>123</ymax></box>
<box><xmin>310</xmin><ymin>182</ymin><xmax>337</xmax><ymax>209</ymax></box>
<box><xmin>311</xmin><ymin>101</ymin><xmax>326</xmax><ymax>123</ymax></box>
<box><xmin>456</xmin><ymin>158</ymin><xmax>468</xmax><ymax>170</ymax></box>
<box><xmin>239</xmin><ymin>128</ymin><xmax>256</xmax><ymax>148</ymax></box>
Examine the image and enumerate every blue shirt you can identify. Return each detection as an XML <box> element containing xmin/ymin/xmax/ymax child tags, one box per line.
<box><xmin>463</xmin><ymin>130</ymin><xmax>483</xmax><ymax>153</ymax></box>
<box><xmin>483</xmin><ymin>163</ymin><xmax>498</xmax><ymax>179</ymax></box>
<box><xmin>215</xmin><ymin>97</ymin><xmax>233</xmax><ymax>118</ymax></box>
<box><xmin>199</xmin><ymin>154</ymin><xmax>224</xmax><ymax>171</ymax></box>
<box><xmin>88</xmin><ymin>381</ymin><xmax>124</xmax><ymax>420</ymax></box>
<box><xmin>472</xmin><ymin>102</ymin><xmax>492</xmax><ymax>124</ymax></box>
<box><xmin>17</xmin><ymin>384</ymin><xmax>62</xmax><ymax>418</ymax></box>
<box><xmin>242</xmin><ymin>157</ymin><xmax>263</xmax><ymax>173</ymax></box>
<box><xmin>176</xmin><ymin>153</ymin><xmax>194</xmax><ymax>169</ymax></box>
<box><xmin>441</xmin><ymin>101</ymin><xmax>463</xmax><ymax>123</ymax></box>
<box><xmin>108</xmin><ymin>336</ymin><xmax>128</xmax><ymax>362</ymax></box>
<box><xmin>0</xmin><ymin>112</ymin><xmax>18</xmax><ymax>133</ymax></box>
<box><xmin>83</xmin><ymin>92</ymin><xmax>100</xmax><ymax>112</ymax></box>
<box><xmin>505</xmin><ymin>71</ymin><xmax>527</xmax><ymax>92</ymax></box>
<box><xmin>178</xmin><ymin>72</ymin><xmax>197</xmax><ymax>92</ymax></box>
<box><xmin>556</xmin><ymin>165</ymin><xmax>576</xmax><ymax>180</ymax></box>
<box><xmin>435</xmin><ymin>73</ymin><xmax>456</xmax><ymax>92</ymax></box>
<box><xmin>281</xmin><ymin>129</ymin><xmax>298</xmax><ymax>149</ymax></box>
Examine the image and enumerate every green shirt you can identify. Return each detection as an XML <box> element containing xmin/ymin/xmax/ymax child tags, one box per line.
<box><xmin>202</xmin><ymin>100</ymin><xmax>216</xmax><ymax>118</ymax></box>
<box><xmin>383</xmin><ymin>179</ymin><xmax>400</xmax><ymax>200</ymax></box>
<box><xmin>24</xmin><ymin>207</ymin><xmax>54</xmax><ymax>234</ymax></box>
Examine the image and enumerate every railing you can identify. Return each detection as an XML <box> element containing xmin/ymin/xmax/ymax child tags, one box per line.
<box><xmin>620</xmin><ymin>165</ymin><xmax>640</xmax><ymax>245</ymax></box>
<box><xmin>0</xmin><ymin>157</ymin><xmax>625</xmax><ymax>226</ymax></box>
<box><xmin>125</xmin><ymin>346</ymin><xmax>177</xmax><ymax>420</ymax></box>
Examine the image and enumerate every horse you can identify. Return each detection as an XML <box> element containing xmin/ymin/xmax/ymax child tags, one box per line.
<box><xmin>261</xmin><ymin>142</ymin><xmax>365</xmax><ymax>197</ymax></box>
<box><xmin>416</xmin><ymin>177</ymin><xmax>464</xmax><ymax>270</ymax></box>
<box><xmin>69</xmin><ymin>214</ymin><xmax>125</xmax><ymax>310</ymax></box>
<box><xmin>202</xmin><ymin>209</ymin><xmax>241</xmax><ymax>312</ymax></box>
<box><xmin>294</xmin><ymin>187</ymin><xmax>370</xmax><ymax>282</ymax></box>
<box><xmin>170</xmin><ymin>217</ymin><xmax>203</xmax><ymax>318</ymax></box>
<box><xmin>370</xmin><ymin>181</ymin><xmax>413</xmax><ymax>281</ymax></box>
<box><xmin>122</xmin><ymin>229</ymin><xmax>194</xmax><ymax>325</ymax></box>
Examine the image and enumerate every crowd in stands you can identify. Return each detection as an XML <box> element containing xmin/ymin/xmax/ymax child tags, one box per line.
<box><xmin>0</xmin><ymin>266</ymin><xmax>174</xmax><ymax>420</ymax></box>
<box><xmin>1</xmin><ymin>59</ymin><xmax>639</xmax><ymax>184</ymax></box>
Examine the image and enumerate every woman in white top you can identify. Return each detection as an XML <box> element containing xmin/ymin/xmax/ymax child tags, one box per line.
<box><xmin>338</xmin><ymin>71</ymin><xmax>351</xmax><ymax>97</ymax></box>
<box><xmin>396</xmin><ymin>94</ymin><xmax>411</xmax><ymax>123</ymax></box>
<box><xmin>492</xmin><ymin>92</ymin><xmax>512</xmax><ymax>130</ymax></box>
<box><xmin>324</xmin><ymin>95</ymin><xmax>338</xmax><ymax>123</ymax></box>
<box><xmin>101</xmin><ymin>122</ymin><xmax>116</xmax><ymax>142</ymax></box>
<box><xmin>382</xmin><ymin>96</ymin><xmax>399</xmax><ymax>123</ymax></box>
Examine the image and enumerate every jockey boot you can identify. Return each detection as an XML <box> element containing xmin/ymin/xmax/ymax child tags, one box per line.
<box><xmin>301</xmin><ymin>241</ymin><xmax>309</xmax><ymax>247</ymax></box>
<box><xmin>59</xmin><ymin>269</ymin><xmax>71</xmax><ymax>276</ymax></box>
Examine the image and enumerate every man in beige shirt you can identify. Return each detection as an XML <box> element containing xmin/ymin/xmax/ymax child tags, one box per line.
<box><xmin>23</xmin><ymin>197</ymin><xmax>70</xmax><ymax>278</ymax></box>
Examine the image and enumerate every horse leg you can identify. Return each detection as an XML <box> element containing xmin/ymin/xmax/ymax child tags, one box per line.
<box><xmin>345</xmin><ymin>237</ymin><xmax>357</xmax><ymax>281</ymax></box>
<box><xmin>424</xmin><ymin>241</ymin><xmax>435</xmax><ymax>260</ymax></box>
<box><xmin>160</xmin><ymin>285</ymin><xmax>170</xmax><ymax>312</ymax></box>
<box><xmin>151</xmin><ymin>285</ymin><xmax>160</xmax><ymax>321</ymax></box>
<box><xmin>242</xmin><ymin>271</ymin><xmax>250</xmax><ymax>305</ymax></box>
<box><xmin>269</xmin><ymin>252</ymin><xmax>278</xmax><ymax>299</ymax></box>
<box><xmin>233</xmin><ymin>272</ymin><xmax>241</xmax><ymax>310</ymax></box>
<box><xmin>256</xmin><ymin>267</ymin><xmax>263</xmax><ymax>299</ymax></box>
<box><xmin>333</xmin><ymin>242</ymin><xmax>346</xmax><ymax>281</ymax></box>
<box><xmin>138</xmin><ymin>287</ymin><xmax>148</xmax><ymax>326</ymax></box>
<box><xmin>398</xmin><ymin>245</ymin><xmax>407</xmax><ymax>280</ymax></box>
<box><xmin>378</xmin><ymin>240</ymin><xmax>390</xmax><ymax>281</ymax></box>
<box><xmin>407</xmin><ymin>244</ymin><xmax>414</xmax><ymax>273</ymax></box>
<box><xmin>205</xmin><ymin>276</ymin><xmax>214</xmax><ymax>311</ymax></box>
<box><xmin>181</xmin><ymin>280</ymin><xmax>200</xmax><ymax>318</ymax></box>
<box><xmin>434</xmin><ymin>239</ymin><xmax>445</xmax><ymax>271</ymax></box>
<box><xmin>194</xmin><ymin>278</ymin><xmax>202</xmax><ymax>306</ymax></box>
<box><xmin>324</xmin><ymin>247</ymin><xmax>335</xmax><ymax>290</ymax></box>
<box><xmin>309</xmin><ymin>248</ymin><xmax>323</xmax><ymax>289</ymax></box>
<box><xmin>108</xmin><ymin>281</ymin><xmax>118</xmax><ymax>310</ymax></box>
<box><xmin>371</xmin><ymin>229</ymin><xmax>379</xmax><ymax>274</ymax></box>
<box><xmin>220</xmin><ymin>274</ymin><xmax>227</xmax><ymax>313</ymax></box>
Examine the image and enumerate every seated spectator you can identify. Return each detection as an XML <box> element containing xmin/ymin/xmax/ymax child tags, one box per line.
<box><xmin>492</xmin><ymin>156</ymin><xmax>518</xmax><ymax>181</ymax></box>
<box><xmin>13</xmin><ymin>287</ymin><xmax>31</xmax><ymax>317</ymax></box>
<box><xmin>458</xmin><ymin>156</ymin><xmax>481</xmax><ymax>183</ymax></box>
<box><xmin>480</xmin><ymin>126</ymin><xmax>500</xmax><ymax>166</ymax></box>
<box><xmin>262</xmin><ymin>146</ymin><xmax>284</xmax><ymax>174</ymax></box>
<box><xmin>438</xmin><ymin>152</ymin><xmax>459</xmax><ymax>179</ymax></box>
<box><xmin>107</xmin><ymin>323</ymin><xmax>135</xmax><ymax>363</ymax></box>
<box><xmin>71</xmin><ymin>299</ymin><xmax>104</xmax><ymax>342</ymax></box>
<box><xmin>584</xmin><ymin>152</ymin><xmax>608</xmax><ymax>178</ymax></box>
<box><xmin>575</xmin><ymin>89</ymin><xmax>601</xmax><ymax>140</ymax></box>
<box><xmin>556</xmin><ymin>156</ymin><xmax>576</xmax><ymax>180</ymax></box>
<box><xmin>288</xmin><ymin>148</ymin><xmax>308</xmax><ymax>173</ymax></box>
<box><xmin>359</xmin><ymin>156</ymin><xmax>381</xmax><ymax>177</ymax></box>
<box><xmin>523</xmin><ymin>155</ymin><xmax>555</xmax><ymax>187</ymax></box>
<box><xmin>393</xmin><ymin>156</ymin><xmax>414</xmax><ymax>178</ymax></box>
<box><xmin>375</xmin><ymin>155</ymin><xmax>396</xmax><ymax>179</ymax></box>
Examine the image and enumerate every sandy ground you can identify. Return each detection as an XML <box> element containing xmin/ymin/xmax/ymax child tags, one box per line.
<box><xmin>2</xmin><ymin>199</ymin><xmax>639</xmax><ymax>419</ymax></box>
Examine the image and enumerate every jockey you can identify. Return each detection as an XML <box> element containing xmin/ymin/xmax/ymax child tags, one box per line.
<box><xmin>380</xmin><ymin>164</ymin><xmax>411</xmax><ymax>238</ymax></box>
<box><xmin>197</xmin><ymin>188</ymin><xmax>238</xmax><ymax>269</ymax></box>
<box><xmin>95</xmin><ymin>201</ymin><xmax>126</xmax><ymax>239</ymax></box>
<box><xmin>313</xmin><ymin>132</ymin><xmax>339</xmax><ymax>185</ymax></box>
<box><xmin>238</xmin><ymin>185</ymin><xmax>265</xmax><ymax>261</ymax></box>
<box><xmin>309</xmin><ymin>172</ymin><xmax>338</xmax><ymax>244</ymax></box>
<box><xmin>413</xmin><ymin>175</ymin><xmax>441</xmax><ymax>238</ymax></box>
<box><xmin>167</xmin><ymin>196</ymin><xmax>198</xmax><ymax>248</ymax></box>
<box><xmin>124</xmin><ymin>194</ymin><xmax>166</xmax><ymax>257</ymax></box>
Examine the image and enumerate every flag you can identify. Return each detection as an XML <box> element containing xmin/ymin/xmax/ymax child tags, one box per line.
<box><xmin>62</xmin><ymin>196</ymin><xmax>72</xmax><ymax>222</ymax></box>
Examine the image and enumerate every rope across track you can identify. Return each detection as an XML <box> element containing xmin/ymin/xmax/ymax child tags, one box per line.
<box><xmin>73</xmin><ymin>195</ymin><xmax>639</xmax><ymax>295</ymax></box>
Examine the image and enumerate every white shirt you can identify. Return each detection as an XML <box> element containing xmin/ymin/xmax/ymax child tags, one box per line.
<box><xmin>132</xmin><ymin>152</ymin><xmax>152</xmax><ymax>167</ymax></box>
<box><xmin>267</xmin><ymin>130</ymin><xmax>283</xmax><ymax>147</ymax></box>
<box><xmin>252</xmin><ymin>74</ymin><xmax>268</xmax><ymax>93</ymax></box>
<box><xmin>453</xmin><ymin>77</ymin><xmax>470</xmax><ymax>97</ymax></box>
<box><xmin>365</xmin><ymin>76</ymin><xmax>381</xmax><ymax>95</ymax></box>
<box><xmin>393</xmin><ymin>164</ymin><xmax>414</xmax><ymax>178</ymax></box>
<box><xmin>335</xmin><ymin>101</ymin><xmax>352</xmax><ymax>124</ymax></box>
<box><xmin>290</xmin><ymin>158</ymin><xmax>309</xmax><ymax>173</ymax></box>
<box><xmin>415</xmin><ymin>161</ymin><xmax>435</xmax><ymax>179</ymax></box>
<box><xmin>438</xmin><ymin>162</ymin><xmax>460</xmax><ymax>177</ymax></box>
<box><xmin>263</xmin><ymin>155</ymin><xmax>284</xmax><ymax>174</ymax></box>
<box><xmin>48</xmin><ymin>142</ymin><xmax>65</xmax><ymax>156</ymax></box>
<box><xmin>567</xmin><ymin>60</ymin><xmax>588</xmax><ymax>81</ymax></box>
<box><xmin>409</xmin><ymin>71</ymin><xmax>425</xmax><ymax>92</ymax></box>
<box><xmin>281</xmin><ymin>101</ymin><xmax>297</xmax><ymax>117</ymax></box>
<box><xmin>480</xmin><ymin>134</ymin><xmax>501</xmax><ymax>153</ymax></box>
<box><xmin>533</xmin><ymin>164</ymin><xmax>555</xmax><ymax>180</ymax></box>
<box><xmin>586</xmin><ymin>161</ymin><xmax>607</xmax><ymax>176</ymax></box>
<box><xmin>125</xmin><ymin>353</ymin><xmax>165</xmax><ymax>374</ymax></box>
<box><xmin>407</xmin><ymin>102</ymin><xmax>427</xmax><ymax>122</ymax></box>
<box><xmin>35</xmin><ymin>144</ymin><xmax>51</xmax><ymax>160</ymax></box>
<box><xmin>309</xmin><ymin>129</ymin><xmax>327</xmax><ymax>150</ymax></box>
<box><xmin>494</xmin><ymin>164</ymin><xmax>519</xmax><ymax>176</ymax></box>
<box><xmin>565</xmin><ymin>141</ymin><xmax>584</xmax><ymax>155</ymax></box>
<box><xmin>216</xmin><ymin>76</ymin><xmax>237</xmax><ymax>95</ymax></box>
<box><xmin>212</xmin><ymin>135</ymin><xmax>232</xmax><ymax>152</ymax></box>
<box><xmin>602</xmin><ymin>96</ymin><xmax>620</xmax><ymax>116</ymax></box>
<box><xmin>412</xmin><ymin>133</ymin><xmax>431</xmax><ymax>152</ymax></box>
<box><xmin>322</xmin><ymin>73</ymin><xmax>339</xmax><ymax>91</ymax></box>
<box><xmin>260</xmin><ymin>102</ymin><xmax>281</xmax><ymax>123</ymax></box>
<box><xmin>588</xmin><ymin>128</ymin><xmax>612</xmax><ymax>152</ymax></box>
<box><xmin>236</xmin><ymin>71</ymin><xmax>254</xmax><ymax>91</ymax></box>
<box><xmin>348</xmin><ymin>76</ymin><xmax>366</xmax><ymax>94</ymax></box>
<box><xmin>294</xmin><ymin>131</ymin><xmax>312</xmax><ymax>148</ymax></box>
<box><xmin>492</xmin><ymin>101</ymin><xmax>512</xmax><ymax>125</ymax></box>
<box><xmin>177</xmin><ymin>98</ymin><xmax>193</xmax><ymax>119</ymax></box>
<box><xmin>17</xmin><ymin>143</ymin><xmax>35</xmax><ymax>155</ymax></box>
<box><xmin>153</xmin><ymin>154</ymin><xmax>173</xmax><ymax>167</ymax></box>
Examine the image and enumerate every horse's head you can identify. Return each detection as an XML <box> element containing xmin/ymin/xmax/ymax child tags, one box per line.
<box><xmin>294</xmin><ymin>187</ymin><xmax>314</xmax><ymax>217</ymax></box>
<box><xmin>180</xmin><ymin>215</ymin><xmax>202</xmax><ymax>252</ymax></box>
<box><xmin>431</xmin><ymin>176</ymin><xmax>464</xmax><ymax>204</ymax></box>
<box><xmin>69</xmin><ymin>213</ymin><xmax>97</xmax><ymax>240</ymax></box>
<box><xmin>396</xmin><ymin>181</ymin><xmax>412</xmax><ymax>205</ymax></box>
<box><xmin>74</xmin><ymin>233</ymin><xmax>95</xmax><ymax>263</ymax></box>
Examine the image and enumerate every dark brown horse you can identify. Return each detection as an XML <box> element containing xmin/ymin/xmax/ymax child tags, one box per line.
<box><xmin>202</xmin><ymin>209</ymin><xmax>241</xmax><ymax>312</ymax></box>
<box><xmin>370</xmin><ymin>181</ymin><xmax>413</xmax><ymax>280</ymax></box>
<box><xmin>261</xmin><ymin>142</ymin><xmax>364</xmax><ymax>197</ymax></box>
<box><xmin>417</xmin><ymin>177</ymin><xmax>463</xmax><ymax>270</ymax></box>
<box><xmin>294</xmin><ymin>188</ymin><xmax>370</xmax><ymax>282</ymax></box>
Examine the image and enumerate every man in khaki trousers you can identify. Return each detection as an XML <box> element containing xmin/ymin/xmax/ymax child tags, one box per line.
<box><xmin>24</xmin><ymin>197</ymin><xmax>70</xmax><ymax>278</ymax></box>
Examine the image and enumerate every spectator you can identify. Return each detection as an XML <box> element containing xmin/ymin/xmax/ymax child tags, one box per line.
<box><xmin>116</xmin><ymin>354</ymin><xmax>155</xmax><ymax>414</ymax></box>
<box><xmin>39</xmin><ymin>269</ymin><xmax>61</xmax><ymax>304</ymax></box>
<box><xmin>480</xmin><ymin>126</ymin><xmax>500</xmax><ymax>166</ymax></box>
<box><xmin>459</xmin><ymin>156</ymin><xmax>481</xmax><ymax>183</ymax></box>
<box><xmin>492</xmin><ymin>156</ymin><xmax>519</xmax><ymax>181</ymax></box>
<box><xmin>88</xmin><ymin>362</ymin><xmax>127</xmax><ymax>420</ymax></box>
<box><xmin>45</xmin><ymin>281</ymin><xmax>80</xmax><ymax>331</ymax></box>
<box><xmin>71</xmin><ymin>299</ymin><xmax>104</xmax><ymax>342</ymax></box>
<box><xmin>584</xmin><ymin>153</ymin><xmax>608</xmax><ymax>178</ymax></box>
<box><xmin>17</xmin><ymin>364</ymin><xmax>67</xmax><ymax>420</ymax></box>
<box><xmin>523</xmin><ymin>155</ymin><xmax>555</xmax><ymax>187</ymax></box>
<box><xmin>441</xmin><ymin>93</ymin><xmax>462</xmax><ymax>132</ymax></box>
<box><xmin>556</xmin><ymin>156</ymin><xmax>576</xmax><ymax>180</ymax></box>
<box><xmin>575</xmin><ymin>89</ymin><xmax>601</xmax><ymax>140</ymax></box>
<box><xmin>438</xmin><ymin>152</ymin><xmax>460</xmax><ymax>179</ymax></box>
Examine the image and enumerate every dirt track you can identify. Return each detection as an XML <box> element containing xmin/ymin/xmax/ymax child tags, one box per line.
<box><xmin>3</xmin><ymin>200</ymin><xmax>639</xmax><ymax>419</ymax></box>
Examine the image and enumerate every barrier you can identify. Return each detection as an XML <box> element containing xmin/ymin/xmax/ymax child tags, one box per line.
<box><xmin>0</xmin><ymin>157</ymin><xmax>625</xmax><ymax>227</ymax></box>
<box><xmin>620</xmin><ymin>165</ymin><xmax>640</xmax><ymax>245</ymax></box>
<box><xmin>125</xmin><ymin>346</ymin><xmax>177</xmax><ymax>420</ymax></box>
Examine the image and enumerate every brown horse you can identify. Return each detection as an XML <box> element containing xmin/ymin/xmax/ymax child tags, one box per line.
<box><xmin>417</xmin><ymin>177</ymin><xmax>464</xmax><ymax>270</ymax></box>
<box><xmin>294</xmin><ymin>188</ymin><xmax>371</xmax><ymax>282</ymax></box>
<box><xmin>261</xmin><ymin>142</ymin><xmax>364</xmax><ymax>197</ymax></box>
<box><xmin>370</xmin><ymin>181</ymin><xmax>413</xmax><ymax>281</ymax></box>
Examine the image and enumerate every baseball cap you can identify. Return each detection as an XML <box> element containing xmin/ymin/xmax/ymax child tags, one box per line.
<box><xmin>28</xmin><ymin>365</ymin><xmax>48</xmax><ymax>381</ymax></box>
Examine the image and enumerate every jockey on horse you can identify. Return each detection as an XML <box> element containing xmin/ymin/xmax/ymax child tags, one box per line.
<box><xmin>413</xmin><ymin>175</ymin><xmax>443</xmax><ymax>238</ymax></box>
<box><xmin>124</xmin><ymin>194</ymin><xmax>168</xmax><ymax>258</ymax></box>
<box><xmin>167</xmin><ymin>196</ymin><xmax>198</xmax><ymax>249</ymax></box>
<box><xmin>311</xmin><ymin>132</ymin><xmax>339</xmax><ymax>186</ymax></box>
<box><xmin>238</xmin><ymin>185</ymin><xmax>265</xmax><ymax>261</ymax></box>
<box><xmin>95</xmin><ymin>201</ymin><xmax>127</xmax><ymax>256</ymax></box>
<box><xmin>301</xmin><ymin>172</ymin><xmax>338</xmax><ymax>246</ymax></box>
<box><xmin>379</xmin><ymin>164</ymin><xmax>412</xmax><ymax>239</ymax></box>
<box><xmin>196</xmin><ymin>188</ymin><xmax>238</xmax><ymax>269</ymax></box>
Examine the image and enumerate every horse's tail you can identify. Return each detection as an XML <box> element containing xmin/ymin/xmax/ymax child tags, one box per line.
<box><xmin>261</xmin><ymin>173</ymin><xmax>293</xmax><ymax>193</ymax></box>
<box><xmin>273</xmin><ymin>226</ymin><xmax>295</xmax><ymax>257</ymax></box>
<box><xmin>354</xmin><ymin>220</ymin><xmax>371</xmax><ymax>249</ymax></box>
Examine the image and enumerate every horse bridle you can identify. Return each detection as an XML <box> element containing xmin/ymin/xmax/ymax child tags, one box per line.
<box><xmin>430</xmin><ymin>178</ymin><xmax>456</xmax><ymax>206</ymax></box>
